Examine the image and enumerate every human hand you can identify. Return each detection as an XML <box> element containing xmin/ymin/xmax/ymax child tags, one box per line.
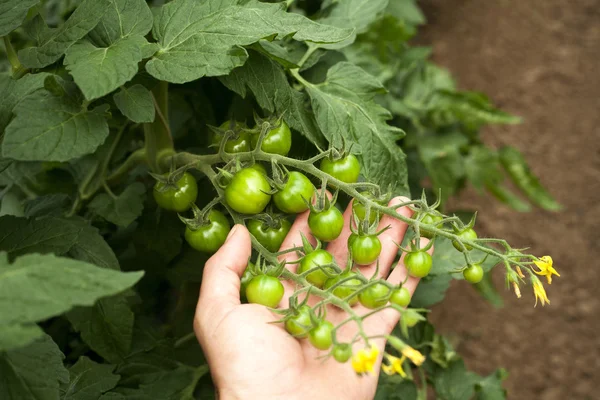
<box><xmin>193</xmin><ymin>197</ymin><xmax>432</xmax><ymax>400</ymax></box>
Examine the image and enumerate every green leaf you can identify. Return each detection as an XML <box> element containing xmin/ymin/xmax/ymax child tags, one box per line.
<box><xmin>65</xmin><ymin>36</ymin><xmax>150</xmax><ymax>101</ymax></box>
<box><xmin>499</xmin><ymin>146</ymin><xmax>561</xmax><ymax>211</ymax></box>
<box><xmin>0</xmin><ymin>72</ymin><xmax>48</xmax><ymax>132</ymax></box>
<box><xmin>88</xmin><ymin>0</ymin><xmax>153</xmax><ymax>46</ymax></box>
<box><xmin>0</xmin><ymin>252</ymin><xmax>143</xmax><ymax>351</ymax></box>
<box><xmin>146</xmin><ymin>0</ymin><xmax>352</xmax><ymax>83</ymax></box>
<box><xmin>410</xmin><ymin>273</ymin><xmax>451</xmax><ymax>308</ymax></box>
<box><xmin>66</xmin><ymin>218</ymin><xmax>120</xmax><ymax>271</ymax></box>
<box><xmin>472</xmin><ymin>272</ymin><xmax>504</xmax><ymax>308</ymax></box>
<box><xmin>113</xmin><ymin>85</ymin><xmax>155</xmax><ymax>123</ymax></box>
<box><xmin>433</xmin><ymin>360</ymin><xmax>478</xmax><ymax>400</ymax></box>
<box><xmin>220</xmin><ymin>51</ymin><xmax>326</xmax><ymax>148</ymax></box>
<box><xmin>61</xmin><ymin>357</ymin><xmax>120</xmax><ymax>400</ymax></box>
<box><xmin>134</xmin><ymin>207</ymin><xmax>183</xmax><ymax>263</ymax></box>
<box><xmin>429</xmin><ymin>237</ymin><xmax>500</xmax><ymax>277</ymax></box>
<box><xmin>23</xmin><ymin>194</ymin><xmax>71</xmax><ymax>218</ymax></box>
<box><xmin>387</xmin><ymin>0</ymin><xmax>426</xmax><ymax>26</ymax></box>
<box><xmin>429</xmin><ymin>333</ymin><xmax>459</xmax><ymax>368</ymax></box>
<box><xmin>304</xmin><ymin>62</ymin><xmax>409</xmax><ymax>195</ymax></box>
<box><xmin>0</xmin><ymin>334</ymin><xmax>69</xmax><ymax>400</ymax></box>
<box><xmin>137</xmin><ymin>366</ymin><xmax>208</xmax><ymax>400</ymax></box>
<box><xmin>88</xmin><ymin>182</ymin><xmax>146</xmax><ymax>227</ymax></box>
<box><xmin>0</xmin><ymin>0</ymin><xmax>40</xmax><ymax>36</ymax></box>
<box><xmin>18</xmin><ymin>0</ymin><xmax>112</xmax><ymax>68</ymax></box>
<box><xmin>374</xmin><ymin>375</ymin><xmax>417</xmax><ymax>399</ymax></box>
<box><xmin>475</xmin><ymin>369</ymin><xmax>508</xmax><ymax>400</ymax></box>
<box><xmin>2</xmin><ymin>88</ymin><xmax>109</xmax><ymax>162</ymax></box>
<box><xmin>318</xmin><ymin>0</ymin><xmax>388</xmax><ymax>49</ymax></box>
<box><xmin>0</xmin><ymin>215</ymin><xmax>80</xmax><ymax>259</ymax></box>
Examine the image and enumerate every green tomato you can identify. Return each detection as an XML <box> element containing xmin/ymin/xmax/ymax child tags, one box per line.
<box><xmin>247</xmin><ymin>218</ymin><xmax>291</xmax><ymax>253</ymax></box>
<box><xmin>319</xmin><ymin>155</ymin><xmax>361</xmax><ymax>183</ymax></box>
<box><xmin>245</xmin><ymin>275</ymin><xmax>284</xmax><ymax>308</ymax></box>
<box><xmin>463</xmin><ymin>263</ymin><xmax>484</xmax><ymax>283</ymax></box>
<box><xmin>308</xmin><ymin>320</ymin><xmax>334</xmax><ymax>350</ymax></box>
<box><xmin>212</xmin><ymin>121</ymin><xmax>250</xmax><ymax>153</ymax></box>
<box><xmin>285</xmin><ymin>305</ymin><xmax>313</xmax><ymax>338</ymax></box>
<box><xmin>389</xmin><ymin>287</ymin><xmax>411</xmax><ymax>307</ymax></box>
<box><xmin>324</xmin><ymin>271</ymin><xmax>362</xmax><ymax>306</ymax></box>
<box><xmin>350</xmin><ymin>234</ymin><xmax>382</xmax><ymax>265</ymax></box>
<box><xmin>240</xmin><ymin>264</ymin><xmax>255</xmax><ymax>302</ymax></box>
<box><xmin>358</xmin><ymin>282</ymin><xmax>390</xmax><ymax>309</ymax></box>
<box><xmin>419</xmin><ymin>213</ymin><xmax>443</xmax><ymax>239</ymax></box>
<box><xmin>273</xmin><ymin>172</ymin><xmax>314</xmax><ymax>214</ymax></box>
<box><xmin>332</xmin><ymin>343</ymin><xmax>352</xmax><ymax>363</ymax></box>
<box><xmin>225</xmin><ymin>167</ymin><xmax>271</xmax><ymax>214</ymax></box>
<box><xmin>352</xmin><ymin>193</ymin><xmax>382</xmax><ymax>225</ymax></box>
<box><xmin>184</xmin><ymin>209</ymin><xmax>230</xmax><ymax>253</ymax></box>
<box><xmin>153</xmin><ymin>172</ymin><xmax>198</xmax><ymax>212</ymax></box>
<box><xmin>308</xmin><ymin>206</ymin><xmax>344</xmax><ymax>242</ymax></box>
<box><xmin>252</xmin><ymin>121</ymin><xmax>292</xmax><ymax>156</ymax></box>
<box><xmin>298</xmin><ymin>249</ymin><xmax>335</xmax><ymax>288</ymax></box>
<box><xmin>248</xmin><ymin>163</ymin><xmax>267</xmax><ymax>176</ymax></box>
<box><xmin>405</xmin><ymin>250</ymin><xmax>432</xmax><ymax>278</ymax></box>
<box><xmin>452</xmin><ymin>228</ymin><xmax>478</xmax><ymax>252</ymax></box>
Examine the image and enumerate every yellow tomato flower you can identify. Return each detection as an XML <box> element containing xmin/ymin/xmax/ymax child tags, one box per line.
<box><xmin>533</xmin><ymin>256</ymin><xmax>560</xmax><ymax>284</ymax></box>
<box><xmin>351</xmin><ymin>346</ymin><xmax>379</xmax><ymax>375</ymax></box>
<box><xmin>401</xmin><ymin>346</ymin><xmax>425</xmax><ymax>366</ymax></box>
<box><xmin>512</xmin><ymin>282</ymin><xmax>522</xmax><ymax>298</ymax></box>
<box><xmin>531</xmin><ymin>277</ymin><xmax>550</xmax><ymax>306</ymax></box>
<box><xmin>382</xmin><ymin>354</ymin><xmax>407</xmax><ymax>377</ymax></box>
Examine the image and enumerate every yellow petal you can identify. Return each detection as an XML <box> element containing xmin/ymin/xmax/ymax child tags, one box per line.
<box><xmin>401</xmin><ymin>346</ymin><xmax>425</xmax><ymax>366</ymax></box>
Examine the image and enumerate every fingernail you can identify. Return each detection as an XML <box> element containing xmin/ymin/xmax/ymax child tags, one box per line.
<box><xmin>225</xmin><ymin>225</ymin><xmax>239</xmax><ymax>242</ymax></box>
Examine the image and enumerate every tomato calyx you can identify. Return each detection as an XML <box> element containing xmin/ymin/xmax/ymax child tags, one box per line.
<box><xmin>178</xmin><ymin>200</ymin><xmax>222</xmax><ymax>231</ymax></box>
<box><xmin>149</xmin><ymin>168</ymin><xmax>187</xmax><ymax>193</ymax></box>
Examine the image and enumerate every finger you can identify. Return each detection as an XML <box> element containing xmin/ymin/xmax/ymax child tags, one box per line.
<box><xmin>196</xmin><ymin>225</ymin><xmax>251</xmax><ymax>320</ymax></box>
<box><xmin>326</xmin><ymin>199</ymin><xmax>355</xmax><ymax>267</ymax></box>
<box><xmin>378</xmin><ymin>237</ymin><xmax>434</xmax><ymax>329</ymax></box>
<box><xmin>357</xmin><ymin>196</ymin><xmax>414</xmax><ymax>279</ymax></box>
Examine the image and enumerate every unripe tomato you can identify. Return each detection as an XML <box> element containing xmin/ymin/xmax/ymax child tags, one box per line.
<box><xmin>225</xmin><ymin>167</ymin><xmax>271</xmax><ymax>214</ymax></box>
<box><xmin>184</xmin><ymin>209</ymin><xmax>230</xmax><ymax>253</ymax></box>
<box><xmin>332</xmin><ymin>343</ymin><xmax>352</xmax><ymax>363</ymax></box>
<box><xmin>248</xmin><ymin>163</ymin><xmax>267</xmax><ymax>176</ymax></box>
<box><xmin>298</xmin><ymin>249</ymin><xmax>335</xmax><ymax>288</ymax></box>
<box><xmin>389</xmin><ymin>287</ymin><xmax>411</xmax><ymax>307</ymax></box>
<box><xmin>405</xmin><ymin>250</ymin><xmax>432</xmax><ymax>278</ymax></box>
<box><xmin>212</xmin><ymin>121</ymin><xmax>250</xmax><ymax>153</ymax></box>
<box><xmin>153</xmin><ymin>172</ymin><xmax>198</xmax><ymax>212</ymax></box>
<box><xmin>240</xmin><ymin>264</ymin><xmax>255</xmax><ymax>302</ymax></box>
<box><xmin>324</xmin><ymin>271</ymin><xmax>362</xmax><ymax>306</ymax></box>
<box><xmin>245</xmin><ymin>275</ymin><xmax>284</xmax><ymax>308</ymax></box>
<box><xmin>358</xmin><ymin>282</ymin><xmax>390</xmax><ymax>309</ymax></box>
<box><xmin>452</xmin><ymin>228</ymin><xmax>478</xmax><ymax>252</ymax></box>
<box><xmin>320</xmin><ymin>155</ymin><xmax>360</xmax><ymax>183</ymax></box>
<box><xmin>463</xmin><ymin>263</ymin><xmax>484</xmax><ymax>283</ymax></box>
<box><xmin>352</xmin><ymin>193</ymin><xmax>382</xmax><ymax>224</ymax></box>
<box><xmin>419</xmin><ymin>212</ymin><xmax>443</xmax><ymax>239</ymax></box>
<box><xmin>247</xmin><ymin>218</ymin><xmax>291</xmax><ymax>253</ymax></box>
<box><xmin>273</xmin><ymin>172</ymin><xmax>314</xmax><ymax>214</ymax></box>
<box><xmin>308</xmin><ymin>320</ymin><xmax>334</xmax><ymax>350</ymax></box>
<box><xmin>252</xmin><ymin>121</ymin><xmax>292</xmax><ymax>156</ymax></box>
<box><xmin>349</xmin><ymin>234</ymin><xmax>381</xmax><ymax>265</ymax></box>
<box><xmin>308</xmin><ymin>206</ymin><xmax>344</xmax><ymax>242</ymax></box>
<box><xmin>285</xmin><ymin>305</ymin><xmax>312</xmax><ymax>338</ymax></box>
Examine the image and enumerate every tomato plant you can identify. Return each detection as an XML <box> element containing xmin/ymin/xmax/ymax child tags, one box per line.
<box><xmin>0</xmin><ymin>0</ymin><xmax>559</xmax><ymax>398</ymax></box>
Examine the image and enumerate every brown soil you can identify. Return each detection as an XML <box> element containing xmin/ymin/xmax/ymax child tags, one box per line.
<box><xmin>416</xmin><ymin>1</ymin><xmax>600</xmax><ymax>399</ymax></box>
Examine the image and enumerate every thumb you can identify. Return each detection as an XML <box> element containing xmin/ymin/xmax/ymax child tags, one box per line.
<box><xmin>197</xmin><ymin>224</ymin><xmax>252</xmax><ymax>316</ymax></box>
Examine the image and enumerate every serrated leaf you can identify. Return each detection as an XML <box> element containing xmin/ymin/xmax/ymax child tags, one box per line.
<box><xmin>113</xmin><ymin>85</ymin><xmax>155</xmax><ymax>123</ymax></box>
<box><xmin>65</xmin><ymin>36</ymin><xmax>150</xmax><ymax>100</ymax></box>
<box><xmin>220</xmin><ymin>51</ymin><xmax>326</xmax><ymax>148</ymax></box>
<box><xmin>0</xmin><ymin>72</ymin><xmax>48</xmax><ymax>132</ymax></box>
<box><xmin>66</xmin><ymin>218</ymin><xmax>120</xmax><ymax>270</ymax></box>
<box><xmin>0</xmin><ymin>334</ymin><xmax>69</xmax><ymax>400</ymax></box>
<box><xmin>146</xmin><ymin>0</ymin><xmax>353</xmax><ymax>83</ymax></box>
<box><xmin>433</xmin><ymin>360</ymin><xmax>478</xmax><ymax>400</ymax></box>
<box><xmin>18</xmin><ymin>0</ymin><xmax>112</xmax><ymax>68</ymax></box>
<box><xmin>475</xmin><ymin>369</ymin><xmax>508</xmax><ymax>400</ymax></box>
<box><xmin>318</xmin><ymin>0</ymin><xmax>388</xmax><ymax>50</ymax></box>
<box><xmin>304</xmin><ymin>62</ymin><xmax>409</xmax><ymax>195</ymax></box>
<box><xmin>0</xmin><ymin>252</ymin><xmax>143</xmax><ymax>351</ymax></box>
<box><xmin>0</xmin><ymin>215</ymin><xmax>80</xmax><ymax>259</ymax></box>
<box><xmin>88</xmin><ymin>182</ymin><xmax>146</xmax><ymax>227</ymax></box>
<box><xmin>2</xmin><ymin>89</ymin><xmax>109</xmax><ymax>162</ymax></box>
<box><xmin>61</xmin><ymin>357</ymin><xmax>120</xmax><ymax>400</ymax></box>
<box><xmin>0</xmin><ymin>0</ymin><xmax>40</xmax><ymax>36</ymax></box>
<box><xmin>88</xmin><ymin>0</ymin><xmax>153</xmax><ymax>46</ymax></box>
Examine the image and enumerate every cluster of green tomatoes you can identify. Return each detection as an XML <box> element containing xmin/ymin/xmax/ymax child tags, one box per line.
<box><xmin>152</xmin><ymin>119</ymin><xmax>485</xmax><ymax>357</ymax></box>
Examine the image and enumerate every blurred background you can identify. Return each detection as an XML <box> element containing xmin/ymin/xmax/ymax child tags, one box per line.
<box><xmin>415</xmin><ymin>0</ymin><xmax>599</xmax><ymax>399</ymax></box>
